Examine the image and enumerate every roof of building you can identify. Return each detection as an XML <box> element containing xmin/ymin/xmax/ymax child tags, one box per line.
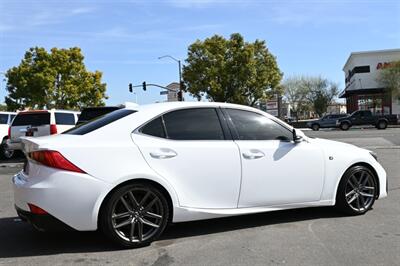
<box><xmin>343</xmin><ymin>48</ymin><xmax>400</xmax><ymax>70</ymax></box>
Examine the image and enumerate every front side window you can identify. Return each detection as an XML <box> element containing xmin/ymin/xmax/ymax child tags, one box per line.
<box><xmin>162</xmin><ymin>108</ymin><xmax>224</xmax><ymax>140</ymax></box>
<box><xmin>226</xmin><ymin>109</ymin><xmax>293</xmax><ymax>141</ymax></box>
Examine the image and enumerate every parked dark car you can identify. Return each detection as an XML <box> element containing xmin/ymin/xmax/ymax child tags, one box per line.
<box><xmin>306</xmin><ymin>114</ymin><xmax>348</xmax><ymax>131</ymax></box>
<box><xmin>76</xmin><ymin>106</ymin><xmax>121</xmax><ymax>125</ymax></box>
<box><xmin>336</xmin><ymin>110</ymin><xmax>399</xmax><ymax>130</ymax></box>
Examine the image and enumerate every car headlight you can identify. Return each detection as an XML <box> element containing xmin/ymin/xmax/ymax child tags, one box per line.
<box><xmin>369</xmin><ymin>151</ymin><xmax>378</xmax><ymax>161</ymax></box>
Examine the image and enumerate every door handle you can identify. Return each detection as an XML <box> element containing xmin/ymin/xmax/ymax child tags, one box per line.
<box><xmin>150</xmin><ymin>148</ymin><xmax>177</xmax><ymax>159</ymax></box>
<box><xmin>242</xmin><ymin>150</ymin><xmax>265</xmax><ymax>160</ymax></box>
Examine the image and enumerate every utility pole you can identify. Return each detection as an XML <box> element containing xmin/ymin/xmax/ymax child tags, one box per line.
<box><xmin>158</xmin><ymin>55</ymin><xmax>183</xmax><ymax>101</ymax></box>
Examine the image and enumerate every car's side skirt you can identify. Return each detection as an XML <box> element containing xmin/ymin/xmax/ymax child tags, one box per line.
<box><xmin>172</xmin><ymin>200</ymin><xmax>335</xmax><ymax>223</ymax></box>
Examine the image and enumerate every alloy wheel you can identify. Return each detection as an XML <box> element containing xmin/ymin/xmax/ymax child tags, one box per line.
<box><xmin>111</xmin><ymin>188</ymin><xmax>164</xmax><ymax>243</ymax></box>
<box><xmin>345</xmin><ymin>170</ymin><xmax>376</xmax><ymax>212</ymax></box>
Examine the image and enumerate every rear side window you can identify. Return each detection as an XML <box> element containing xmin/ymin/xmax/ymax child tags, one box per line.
<box><xmin>64</xmin><ymin>109</ymin><xmax>135</xmax><ymax>135</ymax></box>
<box><xmin>55</xmin><ymin>112</ymin><xmax>76</xmax><ymax>125</ymax></box>
<box><xmin>163</xmin><ymin>108</ymin><xmax>224</xmax><ymax>140</ymax></box>
<box><xmin>0</xmin><ymin>114</ymin><xmax>8</xmax><ymax>124</ymax></box>
<box><xmin>10</xmin><ymin>114</ymin><xmax>16</xmax><ymax>123</ymax></box>
<box><xmin>139</xmin><ymin>117</ymin><xmax>165</xmax><ymax>138</ymax></box>
<box><xmin>12</xmin><ymin>113</ymin><xmax>50</xmax><ymax>126</ymax></box>
<box><xmin>226</xmin><ymin>109</ymin><xmax>293</xmax><ymax>141</ymax></box>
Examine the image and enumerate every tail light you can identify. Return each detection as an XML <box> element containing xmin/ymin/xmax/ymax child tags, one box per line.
<box><xmin>28</xmin><ymin>203</ymin><xmax>48</xmax><ymax>215</ymax></box>
<box><xmin>29</xmin><ymin>150</ymin><xmax>85</xmax><ymax>173</ymax></box>
<box><xmin>8</xmin><ymin>126</ymin><xmax>11</xmax><ymax>138</ymax></box>
<box><xmin>50</xmin><ymin>124</ymin><xmax>57</xmax><ymax>135</ymax></box>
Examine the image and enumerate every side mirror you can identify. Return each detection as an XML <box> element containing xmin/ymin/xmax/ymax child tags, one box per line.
<box><xmin>292</xmin><ymin>129</ymin><xmax>303</xmax><ymax>143</ymax></box>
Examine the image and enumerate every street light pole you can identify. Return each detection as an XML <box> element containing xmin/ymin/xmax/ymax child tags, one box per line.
<box><xmin>158</xmin><ymin>55</ymin><xmax>183</xmax><ymax>101</ymax></box>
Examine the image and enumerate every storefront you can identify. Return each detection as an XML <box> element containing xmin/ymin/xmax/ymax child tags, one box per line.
<box><xmin>340</xmin><ymin>49</ymin><xmax>400</xmax><ymax>115</ymax></box>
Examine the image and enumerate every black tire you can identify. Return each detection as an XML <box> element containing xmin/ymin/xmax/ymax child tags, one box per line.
<box><xmin>377</xmin><ymin>120</ymin><xmax>387</xmax><ymax>130</ymax></box>
<box><xmin>311</xmin><ymin>124</ymin><xmax>320</xmax><ymax>131</ymax></box>
<box><xmin>336</xmin><ymin>165</ymin><xmax>377</xmax><ymax>215</ymax></box>
<box><xmin>100</xmin><ymin>182</ymin><xmax>169</xmax><ymax>248</ymax></box>
<box><xmin>0</xmin><ymin>139</ymin><xmax>14</xmax><ymax>160</ymax></box>
<box><xmin>340</xmin><ymin>122</ymin><xmax>350</xmax><ymax>131</ymax></box>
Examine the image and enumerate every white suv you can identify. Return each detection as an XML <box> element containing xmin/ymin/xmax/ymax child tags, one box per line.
<box><xmin>0</xmin><ymin>111</ymin><xmax>16</xmax><ymax>159</ymax></box>
<box><xmin>6</xmin><ymin>109</ymin><xmax>79</xmax><ymax>152</ymax></box>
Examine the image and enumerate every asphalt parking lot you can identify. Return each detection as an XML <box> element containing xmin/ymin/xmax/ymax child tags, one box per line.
<box><xmin>0</xmin><ymin>128</ymin><xmax>399</xmax><ymax>266</ymax></box>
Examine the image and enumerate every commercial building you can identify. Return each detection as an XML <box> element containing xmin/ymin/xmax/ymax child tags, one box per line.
<box><xmin>340</xmin><ymin>49</ymin><xmax>400</xmax><ymax>115</ymax></box>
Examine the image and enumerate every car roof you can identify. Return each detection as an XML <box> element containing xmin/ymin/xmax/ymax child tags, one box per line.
<box><xmin>0</xmin><ymin>111</ymin><xmax>16</xmax><ymax>115</ymax></box>
<box><xmin>130</xmin><ymin>101</ymin><xmax>269</xmax><ymax>114</ymax></box>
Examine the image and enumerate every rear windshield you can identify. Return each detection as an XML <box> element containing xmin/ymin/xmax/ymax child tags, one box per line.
<box><xmin>78</xmin><ymin>107</ymin><xmax>120</xmax><ymax>123</ymax></box>
<box><xmin>64</xmin><ymin>109</ymin><xmax>135</xmax><ymax>135</ymax></box>
<box><xmin>12</xmin><ymin>112</ymin><xmax>50</xmax><ymax>126</ymax></box>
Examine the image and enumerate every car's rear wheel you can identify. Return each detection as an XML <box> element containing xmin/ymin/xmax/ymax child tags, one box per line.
<box><xmin>336</xmin><ymin>165</ymin><xmax>377</xmax><ymax>215</ymax></box>
<box><xmin>311</xmin><ymin>124</ymin><xmax>320</xmax><ymax>131</ymax></box>
<box><xmin>377</xmin><ymin>120</ymin><xmax>387</xmax><ymax>130</ymax></box>
<box><xmin>100</xmin><ymin>182</ymin><xmax>169</xmax><ymax>248</ymax></box>
<box><xmin>340</xmin><ymin>122</ymin><xmax>350</xmax><ymax>131</ymax></box>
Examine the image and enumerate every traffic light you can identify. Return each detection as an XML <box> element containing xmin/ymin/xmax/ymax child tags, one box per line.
<box><xmin>142</xmin><ymin>81</ymin><xmax>146</xmax><ymax>91</ymax></box>
<box><xmin>177</xmin><ymin>90</ymin><xmax>183</xmax><ymax>101</ymax></box>
<box><xmin>128</xmin><ymin>83</ymin><xmax>133</xmax><ymax>92</ymax></box>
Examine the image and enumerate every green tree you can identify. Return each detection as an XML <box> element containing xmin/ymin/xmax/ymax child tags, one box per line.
<box><xmin>282</xmin><ymin>76</ymin><xmax>311</xmax><ymax>119</ymax></box>
<box><xmin>303</xmin><ymin>77</ymin><xmax>339</xmax><ymax>117</ymax></box>
<box><xmin>182</xmin><ymin>33</ymin><xmax>283</xmax><ymax>106</ymax></box>
<box><xmin>379</xmin><ymin>60</ymin><xmax>400</xmax><ymax>96</ymax></box>
<box><xmin>282</xmin><ymin>76</ymin><xmax>339</xmax><ymax>118</ymax></box>
<box><xmin>5</xmin><ymin>47</ymin><xmax>107</xmax><ymax>111</ymax></box>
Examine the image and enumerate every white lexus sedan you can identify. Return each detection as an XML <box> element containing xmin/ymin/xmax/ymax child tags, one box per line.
<box><xmin>12</xmin><ymin>102</ymin><xmax>387</xmax><ymax>248</ymax></box>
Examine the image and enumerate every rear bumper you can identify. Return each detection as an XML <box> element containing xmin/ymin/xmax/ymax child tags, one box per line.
<box><xmin>15</xmin><ymin>205</ymin><xmax>74</xmax><ymax>231</ymax></box>
<box><xmin>13</xmin><ymin>168</ymin><xmax>113</xmax><ymax>231</ymax></box>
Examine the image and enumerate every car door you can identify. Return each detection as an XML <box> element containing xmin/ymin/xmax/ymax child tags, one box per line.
<box><xmin>350</xmin><ymin>111</ymin><xmax>362</xmax><ymax>125</ymax></box>
<box><xmin>224</xmin><ymin>108</ymin><xmax>325</xmax><ymax>207</ymax></box>
<box><xmin>132</xmin><ymin>107</ymin><xmax>242</xmax><ymax>209</ymax></box>
<box><xmin>320</xmin><ymin>115</ymin><xmax>330</xmax><ymax>127</ymax></box>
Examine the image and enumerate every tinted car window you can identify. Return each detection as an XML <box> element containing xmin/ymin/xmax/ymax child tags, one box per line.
<box><xmin>0</xmin><ymin>114</ymin><xmax>8</xmax><ymax>124</ymax></box>
<box><xmin>227</xmin><ymin>109</ymin><xmax>293</xmax><ymax>141</ymax></box>
<box><xmin>55</xmin><ymin>112</ymin><xmax>76</xmax><ymax>125</ymax></box>
<box><xmin>12</xmin><ymin>112</ymin><xmax>50</xmax><ymax>126</ymax></box>
<box><xmin>77</xmin><ymin>107</ymin><xmax>120</xmax><ymax>124</ymax></box>
<box><xmin>64</xmin><ymin>109</ymin><xmax>135</xmax><ymax>135</ymax></box>
<box><xmin>163</xmin><ymin>108</ymin><xmax>224</xmax><ymax>140</ymax></box>
<box><xmin>140</xmin><ymin>117</ymin><xmax>165</xmax><ymax>138</ymax></box>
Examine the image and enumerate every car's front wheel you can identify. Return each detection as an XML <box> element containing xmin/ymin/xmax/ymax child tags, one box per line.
<box><xmin>0</xmin><ymin>139</ymin><xmax>14</xmax><ymax>160</ymax></box>
<box><xmin>311</xmin><ymin>124</ymin><xmax>320</xmax><ymax>131</ymax></box>
<box><xmin>336</xmin><ymin>165</ymin><xmax>377</xmax><ymax>215</ymax></box>
<box><xmin>100</xmin><ymin>182</ymin><xmax>169</xmax><ymax>248</ymax></box>
<box><xmin>340</xmin><ymin>122</ymin><xmax>350</xmax><ymax>131</ymax></box>
<box><xmin>377</xmin><ymin>120</ymin><xmax>387</xmax><ymax>130</ymax></box>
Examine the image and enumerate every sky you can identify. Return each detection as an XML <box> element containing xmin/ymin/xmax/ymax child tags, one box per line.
<box><xmin>0</xmin><ymin>0</ymin><xmax>399</xmax><ymax>106</ymax></box>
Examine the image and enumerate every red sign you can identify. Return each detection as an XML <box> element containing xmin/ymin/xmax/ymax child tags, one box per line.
<box><xmin>376</xmin><ymin>62</ymin><xmax>393</xmax><ymax>70</ymax></box>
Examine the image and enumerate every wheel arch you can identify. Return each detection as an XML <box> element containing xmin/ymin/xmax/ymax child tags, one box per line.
<box><xmin>97</xmin><ymin>178</ymin><xmax>175</xmax><ymax>229</ymax></box>
<box><xmin>334</xmin><ymin>162</ymin><xmax>380</xmax><ymax>200</ymax></box>
<box><xmin>340</xmin><ymin>120</ymin><xmax>351</xmax><ymax>126</ymax></box>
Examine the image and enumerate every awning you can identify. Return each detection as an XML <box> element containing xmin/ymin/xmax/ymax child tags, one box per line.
<box><xmin>339</xmin><ymin>88</ymin><xmax>385</xmax><ymax>98</ymax></box>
